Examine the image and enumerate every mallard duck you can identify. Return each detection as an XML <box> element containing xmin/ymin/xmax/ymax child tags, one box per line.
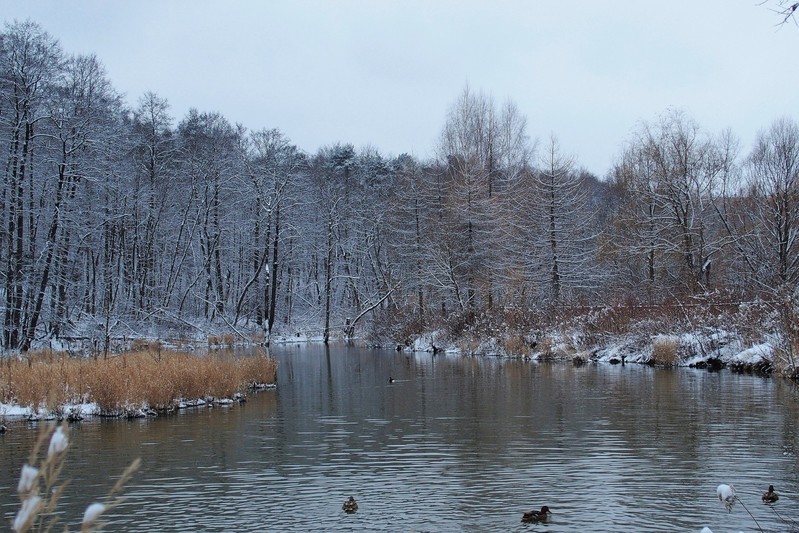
<box><xmin>762</xmin><ymin>485</ymin><xmax>779</xmax><ymax>503</ymax></box>
<box><xmin>342</xmin><ymin>496</ymin><xmax>358</xmax><ymax>513</ymax></box>
<box><xmin>521</xmin><ymin>505</ymin><xmax>551</xmax><ymax>523</ymax></box>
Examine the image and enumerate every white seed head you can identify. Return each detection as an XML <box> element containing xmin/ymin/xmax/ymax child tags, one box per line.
<box><xmin>81</xmin><ymin>502</ymin><xmax>107</xmax><ymax>528</ymax></box>
<box><xmin>47</xmin><ymin>426</ymin><xmax>69</xmax><ymax>458</ymax></box>
<box><xmin>13</xmin><ymin>495</ymin><xmax>42</xmax><ymax>532</ymax></box>
<box><xmin>17</xmin><ymin>464</ymin><xmax>38</xmax><ymax>494</ymax></box>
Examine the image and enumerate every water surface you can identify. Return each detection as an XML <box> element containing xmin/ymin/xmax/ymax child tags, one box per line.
<box><xmin>2</xmin><ymin>345</ymin><xmax>798</xmax><ymax>531</ymax></box>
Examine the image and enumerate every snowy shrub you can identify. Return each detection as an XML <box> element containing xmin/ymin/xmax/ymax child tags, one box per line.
<box><xmin>651</xmin><ymin>335</ymin><xmax>679</xmax><ymax>366</ymax></box>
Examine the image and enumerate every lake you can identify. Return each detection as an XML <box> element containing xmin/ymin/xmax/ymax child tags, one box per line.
<box><xmin>2</xmin><ymin>345</ymin><xmax>798</xmax><ymax>531</ymax></box>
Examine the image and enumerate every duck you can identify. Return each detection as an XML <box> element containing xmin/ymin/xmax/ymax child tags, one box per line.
<box><xmin>717</xmin><ymin>484</ymin><xmax>736</xmax><ymax>511</ymax></box>
<box><xmin>0</xmin><ymin>424</ymin><xmax>6</xmax><ymax>434</ymax></box>
<box><xmin>388</xmin><ymin>377</ymin><xmax>395</xmax><ymax>383</ymax></box>
<box><xmin>762</xmin><ymin>484</ymin><xmax>779</xmax><ymax>503</ymax></box>
<box><xmin>521</xmin><ymin>505</ymin><xmax>551</xmax><ymax>523</ymax></box>
<box><xmin>342</xmin><ymin>496</ymin><xmax>358</xmax><ymax>513</ymax></box>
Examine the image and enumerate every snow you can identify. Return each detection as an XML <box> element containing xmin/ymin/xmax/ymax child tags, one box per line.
<box><xmin>0</xmin><ymin>401</ymin><xmax>100</xmax><ymax>419</ymax></box>
<box><xmin>47</xmin><ymin>425</ymin><xmax>69</xmax><ymax>457</ymax></box>
<box><xmin>13</xmin><ymin>495</ymin><xmax>41</xmax><ymax>532</ymax></box>
<box><xmin>717</xmin><ymin>483</ymin><xmax>736</xmax><ymax>512</ymax></box>
<box><xmin>717</xmin><ymin>483</ymin><xmax>735</xmax><ymax>502</ymax></box>
<box><xmin>81</xmin><ymin>502</ymin><xmax>106</xmax><ymax>527</ymax></box>
<box><xmin>406</xmin><ymin>324</ymin><xmax>780</xmax><ymax>373</ymax></box>
<box><xmin>0</xmin><ymin>403</ymin><xmax>32</xmax><ymax>417</ymax></box>
<box><xmin>729</xmin><ymin>343</ymin><xmax>772</xmax><ymax>365</ymax></box>
<box><xmin>17</xmin><ymin>465</ymin><xmax>38</xmax><ymax>494</ymax></box>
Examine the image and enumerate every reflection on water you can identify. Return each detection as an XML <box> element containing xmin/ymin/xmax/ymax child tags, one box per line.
<box><xmin>2</xmin><ymin>345</ymin><xmax>799</xmax><ymax>531</ymax></box>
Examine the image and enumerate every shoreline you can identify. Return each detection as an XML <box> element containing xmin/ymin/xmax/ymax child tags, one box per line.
<box><xmin>0</xmin><ymin>383</ymin><xmax>277</xmax><ymax>421</ymax></box>
<box><xmin>0</xmin><ymin>349</ymin><xmax>278</xmax><ymax>422</ymax></box>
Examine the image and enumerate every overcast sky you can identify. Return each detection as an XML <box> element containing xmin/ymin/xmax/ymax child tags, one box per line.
<box><xmin>2</xmin><ymin>1</ymin><xmax>797</xmax><ymax>176</ymax></box>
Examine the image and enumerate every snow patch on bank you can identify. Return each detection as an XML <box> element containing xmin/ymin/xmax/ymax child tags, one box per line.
<box><xmin>406</xmin><ymin>325</ymin><xmax>782</xmax><ymax>371</ymax></box>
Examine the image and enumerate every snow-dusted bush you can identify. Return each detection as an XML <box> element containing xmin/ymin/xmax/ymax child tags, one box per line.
<box><xmin>651</xmin><ymin>335</ymin><xmax>679</xmax><ymax>366</ymax></box>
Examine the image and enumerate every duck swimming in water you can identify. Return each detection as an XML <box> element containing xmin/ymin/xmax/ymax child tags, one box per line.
<box><xmin>762</xmin><ymin>485</ymin><xmax>779</xmax><ymax>503</ymax></box>
<box><xmin>342</xmin><ymin>496</ymin><xmax>358</xmax><ymax>513</ymax></box>
<box><xmin>521</xmin><ymin>505</ymin><xmax>551</xmax><ymax>523</ymax></box>
<box><xmin>388</xmin><ymin>377</ymin><xmax>395</xmax><ymax>383</ymax></box>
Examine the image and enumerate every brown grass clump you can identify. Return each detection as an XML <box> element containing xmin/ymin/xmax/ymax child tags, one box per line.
<box><xmin>651</xmin><ymin>335</ymin><xmax>680</xmax><ymax>366</ymax></box>
<box><xmin>502</xmin><ymin>335</ymin><xmax>531</xmax><ymax>358</ymax></box>
<box><xmin>221</xmin><ymin>333</ymin><xmax>235</xmax><ymax>348</ymax></box>
<box><xmin>1</xmin><ymin>352</ymin><xmax>87</xmax><ymax>414</ymax></box>
<box><xmin>129</xmin><ymin>339</ymin><xmax>162</xmax><ymax>352</ymax></box>
<box><xmin>0</xmin><ymin>349</ymin><xmax>277</xmax><ymax>415</ymax></box>
<box><xmin>537</xmin><ymin>337</ymin><xmax>554</xmax><ymax>358</ymax></box>
<box><xmin>456</xmin><ymin>336</ymin><xmax>481</xmax><ymax>355</ymax></box>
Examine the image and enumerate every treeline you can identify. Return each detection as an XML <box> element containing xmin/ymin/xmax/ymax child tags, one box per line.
<box><xmin>1</xmin><ymin>21</ymin><xmax>797</xmax><ymax>351</ymax></box>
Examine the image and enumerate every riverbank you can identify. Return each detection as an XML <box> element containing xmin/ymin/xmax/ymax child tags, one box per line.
<box><xmin>0</xmin><ymin>349</ymin><xmax>277</xmax><ymax>419</ymax></box>
<box><xmin>397</xmin><ymin>300</ymin><xmax>797</xmax><ymax>377</ymax></box>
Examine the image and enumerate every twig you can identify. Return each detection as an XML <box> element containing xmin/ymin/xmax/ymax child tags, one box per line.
<box><xmin>768</xmin><ymin>503</ymin><xmax>799</xmax><ymax>527</ymax></box>
<box><xmin>734</xmin><ymin>496</ymin><xmax>763</xmax><ymax>532</ymax></box>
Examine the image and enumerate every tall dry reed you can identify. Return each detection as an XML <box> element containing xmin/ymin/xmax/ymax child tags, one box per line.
<box><xmin>1</xmin><ymin>349</ymin><xmax>277</xmax><ymax>414</ymax></box>
<box><xmin>13</xmin><ymin>421</ymin><xmax>139</xmax><ymax>532</ymax></box>
<box><xmin>651</xmin><ymin>335</ymin><xmax>680</xmax><ymax>366</ymax></box>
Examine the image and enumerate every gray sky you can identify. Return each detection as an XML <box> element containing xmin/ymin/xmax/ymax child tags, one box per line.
<box><xmin>2</xmin><ymin>1</ymin><xmax>797</xmax><ymax>176</ymax></box>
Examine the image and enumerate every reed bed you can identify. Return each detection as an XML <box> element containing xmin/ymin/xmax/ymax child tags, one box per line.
<box><xmin>1</xmin><ymin>349</ymin><xmax>277</xmax><ymax>415</ymax></box>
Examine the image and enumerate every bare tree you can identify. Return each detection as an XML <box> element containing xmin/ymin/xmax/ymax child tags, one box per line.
<box><xmin>744</xmin><ymin>117</ymin><xmax>799</xmax><ymax>289</ymax></box>
<box><xmin>130</xmin><ymin>92</ymin><xmax>177</xmax><ymax>313</ymax></box>
<box><xmin>524</xmin><ymin>136</ymin><xmax>600</xmax><ymax>304</ymax></box>
<box><xmin>237</xmin><ymin>128</ymin><xmax>303</xmax><ymax>339</ymax></box>
<box><xmin>608</xmin><ymin>111</ymin><xmax>734</xmax><ymax>299</ymax></box>
<box><xmin>435</xmin><ymin>85</ymin><xmax>532</xmax><ymax>310</ymax></box>
<box><xmin>760</xmin><ymin>0</ymin><xmax>799</xmax><ymax>25</ymax></box>
<box><xmin>0</xmin><ymin>21</ymin><xmax>63</xmax><ymax>349</ymax></box>
<box><xmin>19</xmin><ymin>53</ymin><xmax>121</xmax><ymax>351</ymax></box>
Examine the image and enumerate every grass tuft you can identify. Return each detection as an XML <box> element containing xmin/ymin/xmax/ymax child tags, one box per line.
<box><xmin>651</xmin><ymin>335</ymin><xmax>680</xmax><ymax>366</ymax></box>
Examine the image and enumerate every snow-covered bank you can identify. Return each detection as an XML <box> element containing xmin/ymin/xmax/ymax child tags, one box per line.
<box><xmin>0</xmin><ymin>384</ymin><xmax>277</xmax><ymax>421</ymax></box>
<box><xmin>404</xmin><ymin>325</ymin><xmax>788</xmax><ymax>376</ymax></box>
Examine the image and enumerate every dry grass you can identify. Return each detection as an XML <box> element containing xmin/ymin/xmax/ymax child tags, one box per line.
<box><xmin>502</xmin><ymin>335</ymin><xmax>531</xmax><ymax>358</ymax></box>
<box><xmin>0</xmin><ymin>349</ymin><xmax>277</xmax><ymax>414</ymax></box>
<box><xmin>651</xmin><ymin>335</ymin><xmax>680</xmax><ymax>366</ymax></box>
<box><xmin>537</xmin><ymin>337</ymin><xmax>554</xmax><ymax>358</ymax></box>
<box><xmin>221</xmin><ymin>333</ymin><xmax>235</xmax><ymax>348</ymax></box>
<box><xmin>129</xmin><ymin>339</ymin><xmax>162</xmax><ymax>352</ymax></box>
<box><xmin>456</xmin><ymin>336</ymin><xmax>481</xmax><ymax>355</ymax></box>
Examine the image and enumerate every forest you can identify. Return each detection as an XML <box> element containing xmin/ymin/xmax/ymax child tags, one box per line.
<box><xmin>1</xmin><ymin>21</ymin><xmax>797</xmax><ymax>358</ymax></box>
